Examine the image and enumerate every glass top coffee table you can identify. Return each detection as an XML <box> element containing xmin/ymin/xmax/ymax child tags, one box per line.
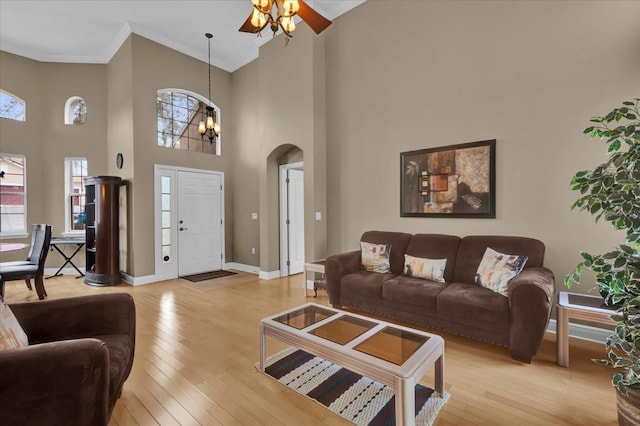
<box><xmin>259</xmin><ymin>303</ymin><xmax>444</xmax><ymax>426</ymax></box>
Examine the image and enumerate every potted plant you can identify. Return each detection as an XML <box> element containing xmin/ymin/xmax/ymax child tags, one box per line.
<box><xmin>565</xmin><ymin>98</ymin><xmax>640</xmax><ymax>424</ymax></box>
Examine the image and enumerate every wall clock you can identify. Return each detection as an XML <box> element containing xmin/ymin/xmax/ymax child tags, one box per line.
<box><xmin>116</xmin><ymin>153</ymin><xmax>123</xmax><ymax>169</ymax></box>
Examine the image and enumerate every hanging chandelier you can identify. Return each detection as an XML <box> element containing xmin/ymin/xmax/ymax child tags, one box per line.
<box><xmin>198</xmin><ymin>33</ymin><xmax>220</xmax><ymax>144</ymax></box>
<box><xmin>239</xmin><ymin>0</ymin><xmax>332</xmax><ymax>42</ymax></box>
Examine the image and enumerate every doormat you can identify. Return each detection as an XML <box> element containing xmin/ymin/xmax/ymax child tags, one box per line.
<box><xmin>257</xmin><ymin>347</ymin><xmax>449</xmax><ymax>426</ymax></box>
<box><xmin>180</xmin><ymin>270</ymin><xmax>237</xmax><ymax>282</ymax></box>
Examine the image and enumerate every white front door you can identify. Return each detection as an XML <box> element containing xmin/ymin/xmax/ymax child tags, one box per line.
<box><xmin>288</xmin><ymin>169</ymin><xmax>305</xmax><ymax>274</ymax></box>
<box><xmin>177</xmin><ymin>170</ymin><xmax>222</xmax><ymax>275</ymax></box>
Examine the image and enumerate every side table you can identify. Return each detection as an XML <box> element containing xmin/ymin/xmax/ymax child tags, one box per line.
<box><xmin>303</xmin><ymin>260</ymin><xmax>325</xmax><ymax>297</ymax></box>
<box><xmin>556</xmin><ymin>291</ymin><xmax>616</xmax><ymax>367</ymax></box>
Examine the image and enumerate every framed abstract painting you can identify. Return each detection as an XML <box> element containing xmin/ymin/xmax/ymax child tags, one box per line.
<box><xmin>400</xmin><ymin>139</ymin><xmax>496</xmax><ymax>218</ymax></box>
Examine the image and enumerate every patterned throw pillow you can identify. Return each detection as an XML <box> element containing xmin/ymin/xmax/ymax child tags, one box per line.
<box><xmin>361</xmin><ymin>241</ymin><xmax>392</xmax><ymax>273</ymax></box>
<box><xmin>0</xmin><ymin>296</ymin><xmax>29</xmax><ymax>350</ymax></box>
<box><xmin>403</xmin><ymin>254</ymin><xmax>447</xmax><ymax>283</ymax></box>
<box><xmin>474</xmin><ymin>247</ymin><xmax>528</xmax><ymax>297</ymax></box>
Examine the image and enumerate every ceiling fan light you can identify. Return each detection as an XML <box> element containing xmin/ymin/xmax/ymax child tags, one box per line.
<box><xmin>251</xmin><ymin>9</ymin><xmax>267</xmax><ymax>27</ymax></box>
<box><xmin>252</xmin><ymin>0</ymin><xmax>270</xmax><ymax>9</ymax></box>
<box><xmin>282</xmin><ymin>0</ymin><xmax>300</xmax><ymax>16</ymax></box>
<box><xmin>281</xmin><ymin>16</ymin><xmax>296</xmax><ymax>33</ymax></box>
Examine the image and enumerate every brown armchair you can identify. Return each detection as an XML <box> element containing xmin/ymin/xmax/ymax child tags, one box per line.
<box><xmin>0</xmin><ymin>293</ymin><xmax>136</xmax><ymax>425</ymax></box>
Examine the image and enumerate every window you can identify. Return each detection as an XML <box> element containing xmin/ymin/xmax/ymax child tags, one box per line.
<box><xmin>161</xmin><ymin>176</ymin><xmax>171</xmax><ymax>263</ymax></box>
<box><xmin>65</xmin><ymin>158</ymin><xmax>87</xmax><ymax>233</ymax></box>
<box><xmin>0</xmin><ymin>90</ymin><xmax>25</xmax><ymax>121</ymax></box>
<box><xmin>64</xmin><ymin>96</ymin><xmax>87</xmax><ymax>125</ymax></box>
<box><xmin>0</xmin><ymin>154</ymin><xmax>26</xmax><ymax>235</ymax></box>
<box><xmin>157</xmin><ymin>89</ymin><xmax>220</xmax><ymax>155</ymax></box>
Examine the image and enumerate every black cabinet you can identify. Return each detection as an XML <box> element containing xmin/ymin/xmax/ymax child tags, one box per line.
<box><xmin>84</xmin><ymin>176</ymin><xmax>121</xmax><ymax>286</ymax></box>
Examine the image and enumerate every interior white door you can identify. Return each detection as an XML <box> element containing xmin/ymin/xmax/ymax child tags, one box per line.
<box><xmin>177</xmin><ymin>171</ymin><xmax>222</xmax><ymax>275</ymax></box>
<box><xmin>288</xmin><ymin>169</ymin><xmax>305</xmax><ymax>274</ymax></box>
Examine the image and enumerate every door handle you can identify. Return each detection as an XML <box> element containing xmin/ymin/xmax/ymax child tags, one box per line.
<box><xmin>179</xmin><ymin>227</ymin><xmax>188</xmax><ymax>231</ymax></box>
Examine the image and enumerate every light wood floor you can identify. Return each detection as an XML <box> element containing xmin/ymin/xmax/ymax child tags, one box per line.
<box><xmin>5</xmin><ymin>273</ymin><xmax>617</xmax><ymax>425</ymax></box>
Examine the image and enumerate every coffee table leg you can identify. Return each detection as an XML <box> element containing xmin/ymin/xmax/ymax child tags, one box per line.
<box><xmin>435</xmin><ymin>353</ymin><xmax>444</xmax><ymax>397</ymax></box>
<box><xmin>395</xmin><ymin>377</ymin><xmax>415</xmax><ymax>426</ymax></box>
<box><xmin>259</xmin><ymin>324</ymin><xmax>266</xmax><ymax>372</ymax></box>
<box><xmin>557</xmin><ymin>305</ymin><xmax>569</xmax><ymax>367</ymax></box>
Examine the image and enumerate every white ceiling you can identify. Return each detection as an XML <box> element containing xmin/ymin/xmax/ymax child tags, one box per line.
<box><xmin>0</xmin><ymin>0</ymin><xmax>366</xmax><ymax>72</ymax></box>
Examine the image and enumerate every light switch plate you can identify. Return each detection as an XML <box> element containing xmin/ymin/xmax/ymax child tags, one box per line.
<box><xmin>251</xmin><ymin>213</ymin><xmax>258</xmax><ymax>220</ymax></box>
<box><xmin>315</xmin><ymin>212</ymin><xmax>321</xmax><ymax>221</ymax></box>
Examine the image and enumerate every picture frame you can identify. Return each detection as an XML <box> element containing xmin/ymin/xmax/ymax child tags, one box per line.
<box><xmin>400</xmin><ymin>139</ymin><xmax>496</xmax><ymax>218</ymax></box>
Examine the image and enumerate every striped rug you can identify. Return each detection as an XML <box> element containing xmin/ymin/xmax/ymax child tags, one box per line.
<box><xmin>260</xmin><ymin>347</ymin><xmax>449</xmax><ymax>426</ymax></box>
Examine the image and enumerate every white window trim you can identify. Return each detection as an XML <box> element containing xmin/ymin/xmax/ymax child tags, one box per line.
<box><xmin>63</xmin><ymin>157</ymin><xmax>86</xmax><ymax>236</ymax></box>
<box><xmin>0</xmin><ymin>152</ymin><xmax>27</xmax><ymax>238</ymax></box>
<box><xmin>64</xmin><ymin>96</ymin><xmax>86</xmax><ymax>125</ymax></box>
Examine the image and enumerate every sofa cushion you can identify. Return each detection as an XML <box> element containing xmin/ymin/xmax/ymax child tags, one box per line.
<box><xmin>475</xmin><ymin>247</ymin><xmax>528</xmax><ymax>296</ymax></box>
<box><xmin>0</xmin><ymin>297</ymin><xmax>29</xmax><ymax>350</ymax></box>
<box><xmin>403</xmin><ymin>254</ymin><xmax>446</xmax><ymax>282</ymax></box>
<box><xmin>453</xmin><ymin>235</ymin><xmax>545</xmax><ymax>284</ymax></box>
<box><xmin>405</xmin><ymin>234</ymin><xmax>461</xmax><ymax>283</ymax></box>
<box><xmin>382</xmin><ymin>276</ymin><xmax>446</xmax><ymax>309</ymax></box>
<box><xmin>361</xmin><ymin>231</ymin><xmax>412</xmax><ymax>275</ymax></box>
<box><xmin>436</xmin><ymin>282</ymin><xmax>510</xmax><ymax>329</ymax></box>
<box><xmin>361</xmin><ymin>241</ymin><xmax>391</xmax><ymax>273</ymax></box>
<box><xmin>341</xmin><ymin>271</ymin><xmax>396</xmax><ymax>300</ymax></box>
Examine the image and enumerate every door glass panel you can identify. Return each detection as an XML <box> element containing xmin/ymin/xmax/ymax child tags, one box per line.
<box><xmin>161</xmin><ymin>175</ymin><xmax>172</xmax><ymax>263</ymax></box>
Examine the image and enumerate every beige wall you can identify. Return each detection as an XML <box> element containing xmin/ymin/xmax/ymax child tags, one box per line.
<box><xmin>0</xmin><ymin>52</ymin><xmax>108</xmax><ymax>269</ymax></box>
<box><xmin>322</xmin><ymin>0</ymin><xmax>640</xmax><ymax>291</ymax></box>
<box><xmin>230</xmin><ymin>59</ymin><xmax>261</xmax><ymax>266</ymax></box>
<box><xmin>125</xmin><ymin>34</ymin><xmax>233</xmax><ymax>276</ymax></box>
<box><xmin>255</xmin><ymin>25</ymin><xmax>328</xmax><ymax>272</ymax></box>
<box><xmin>2</xmin><ymin>0</ymin><xmax>638</xmax><ymax>293</ymax></box>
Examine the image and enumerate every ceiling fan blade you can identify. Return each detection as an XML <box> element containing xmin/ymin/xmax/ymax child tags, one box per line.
<box><xmin>239</xmin><ymin>12</ymin><xmax>258</xmax><ymax>33</ymax></box>
<box><xmin>297</xmin><ymin>0</ymin><xmax>332</xmax><ymax>34</ymax></box>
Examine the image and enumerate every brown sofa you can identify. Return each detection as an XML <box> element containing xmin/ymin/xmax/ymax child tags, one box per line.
<box><xmin>325</xmin><ymin>231</ymin><xmax>555</xmax><ymax>363</ymax></box>
<box><xmin>0</xmin><ymin>293</ymin><xmax>136</xmax><ymax>425</ymax></box>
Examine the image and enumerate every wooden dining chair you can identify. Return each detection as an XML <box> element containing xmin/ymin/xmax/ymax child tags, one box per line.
<box><xmin>0</xmin><ymin>224</ymin><xmax>52</xmax><ymax>299</ymax></box>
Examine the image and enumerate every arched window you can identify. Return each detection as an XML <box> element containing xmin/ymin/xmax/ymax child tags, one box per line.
<box><xmin>157</xmin><ymin>89</ymin><xmax>221</xmax><ymax>155</ymax></box>
<box><xmin>65</xmin><ymin>96</ymin><xmax>87</xmax><ymax>125</ymax></box>
<box><xmin>0</xmin><ymin>90</ymin><xmax>26</xmax><ymax>122</ymax></box>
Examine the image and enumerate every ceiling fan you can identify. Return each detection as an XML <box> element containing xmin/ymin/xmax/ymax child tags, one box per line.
<box><xmin>239</xmin><ymin>0</ymin><xmax>332</xmax><ymax>42</ymax></box>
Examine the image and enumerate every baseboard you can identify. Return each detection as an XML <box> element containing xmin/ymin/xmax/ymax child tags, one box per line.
<box><xmin>120</xmin><ymin>272</ymin><xmax>156</xmax><ymax>286</ymax></box>
<box><xmin>259</xmin><ymin>269</ymin><xmax>281</xmax><ymax>280</ymax></box>
<box><xmin>547</xmin><ymin>318</ymin><xmax>610</xmax><ymax>344</ymax></box>
<box><xmin>224</xmin><ymin>262</ymin><xmax>259</xmax><ymax>275</ymax></box>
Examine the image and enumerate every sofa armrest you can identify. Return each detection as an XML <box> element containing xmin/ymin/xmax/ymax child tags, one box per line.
<box><xmin>0</xmin><ymin>339</ymin><xmax>110</xmax><ymax>425</ymax></box>
<box><xmin>9</xmin><ymin>293</ymin><xmax>136</xmax><ymax>345</ymax></box>
<box><xmin>507</xmin><ymin>267</ymin><xmax>555</xmax><ymax>363</ymax></box>
<box><xmin>325</xmin><ymin>250</ymin><xmax>361</xmax><ymax>307</ymax></box>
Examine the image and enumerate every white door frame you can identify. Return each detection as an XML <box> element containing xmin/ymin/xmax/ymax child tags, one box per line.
<box><xmin>154</xmin><ymin>164</ymin><xmax>225</xmax><ymax>281</ymax></box>
<box><xmin>279</xmin><ymin>161</ymin><xmax>304</xmax><ymax>276</ymax></box>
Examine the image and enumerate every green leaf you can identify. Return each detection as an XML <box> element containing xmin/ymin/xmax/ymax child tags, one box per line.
<box><xmin>614</xmin><ymin>257</ymin><xmax>627</xmax><ymax>268</ymax></box>
<box><xmin>609</xmin><ymin>139</ymin><xmax>622</xmax><ymax>152</ymax></box>
<box><xmin>584</xmin><ymin>126</ymin><xmax>595</xmax><ymax>134</ymax></box>
<box><xmin>621</xmin><ymin>245</ymin><xmax>635</xmax><ymax>254</ymax></box>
